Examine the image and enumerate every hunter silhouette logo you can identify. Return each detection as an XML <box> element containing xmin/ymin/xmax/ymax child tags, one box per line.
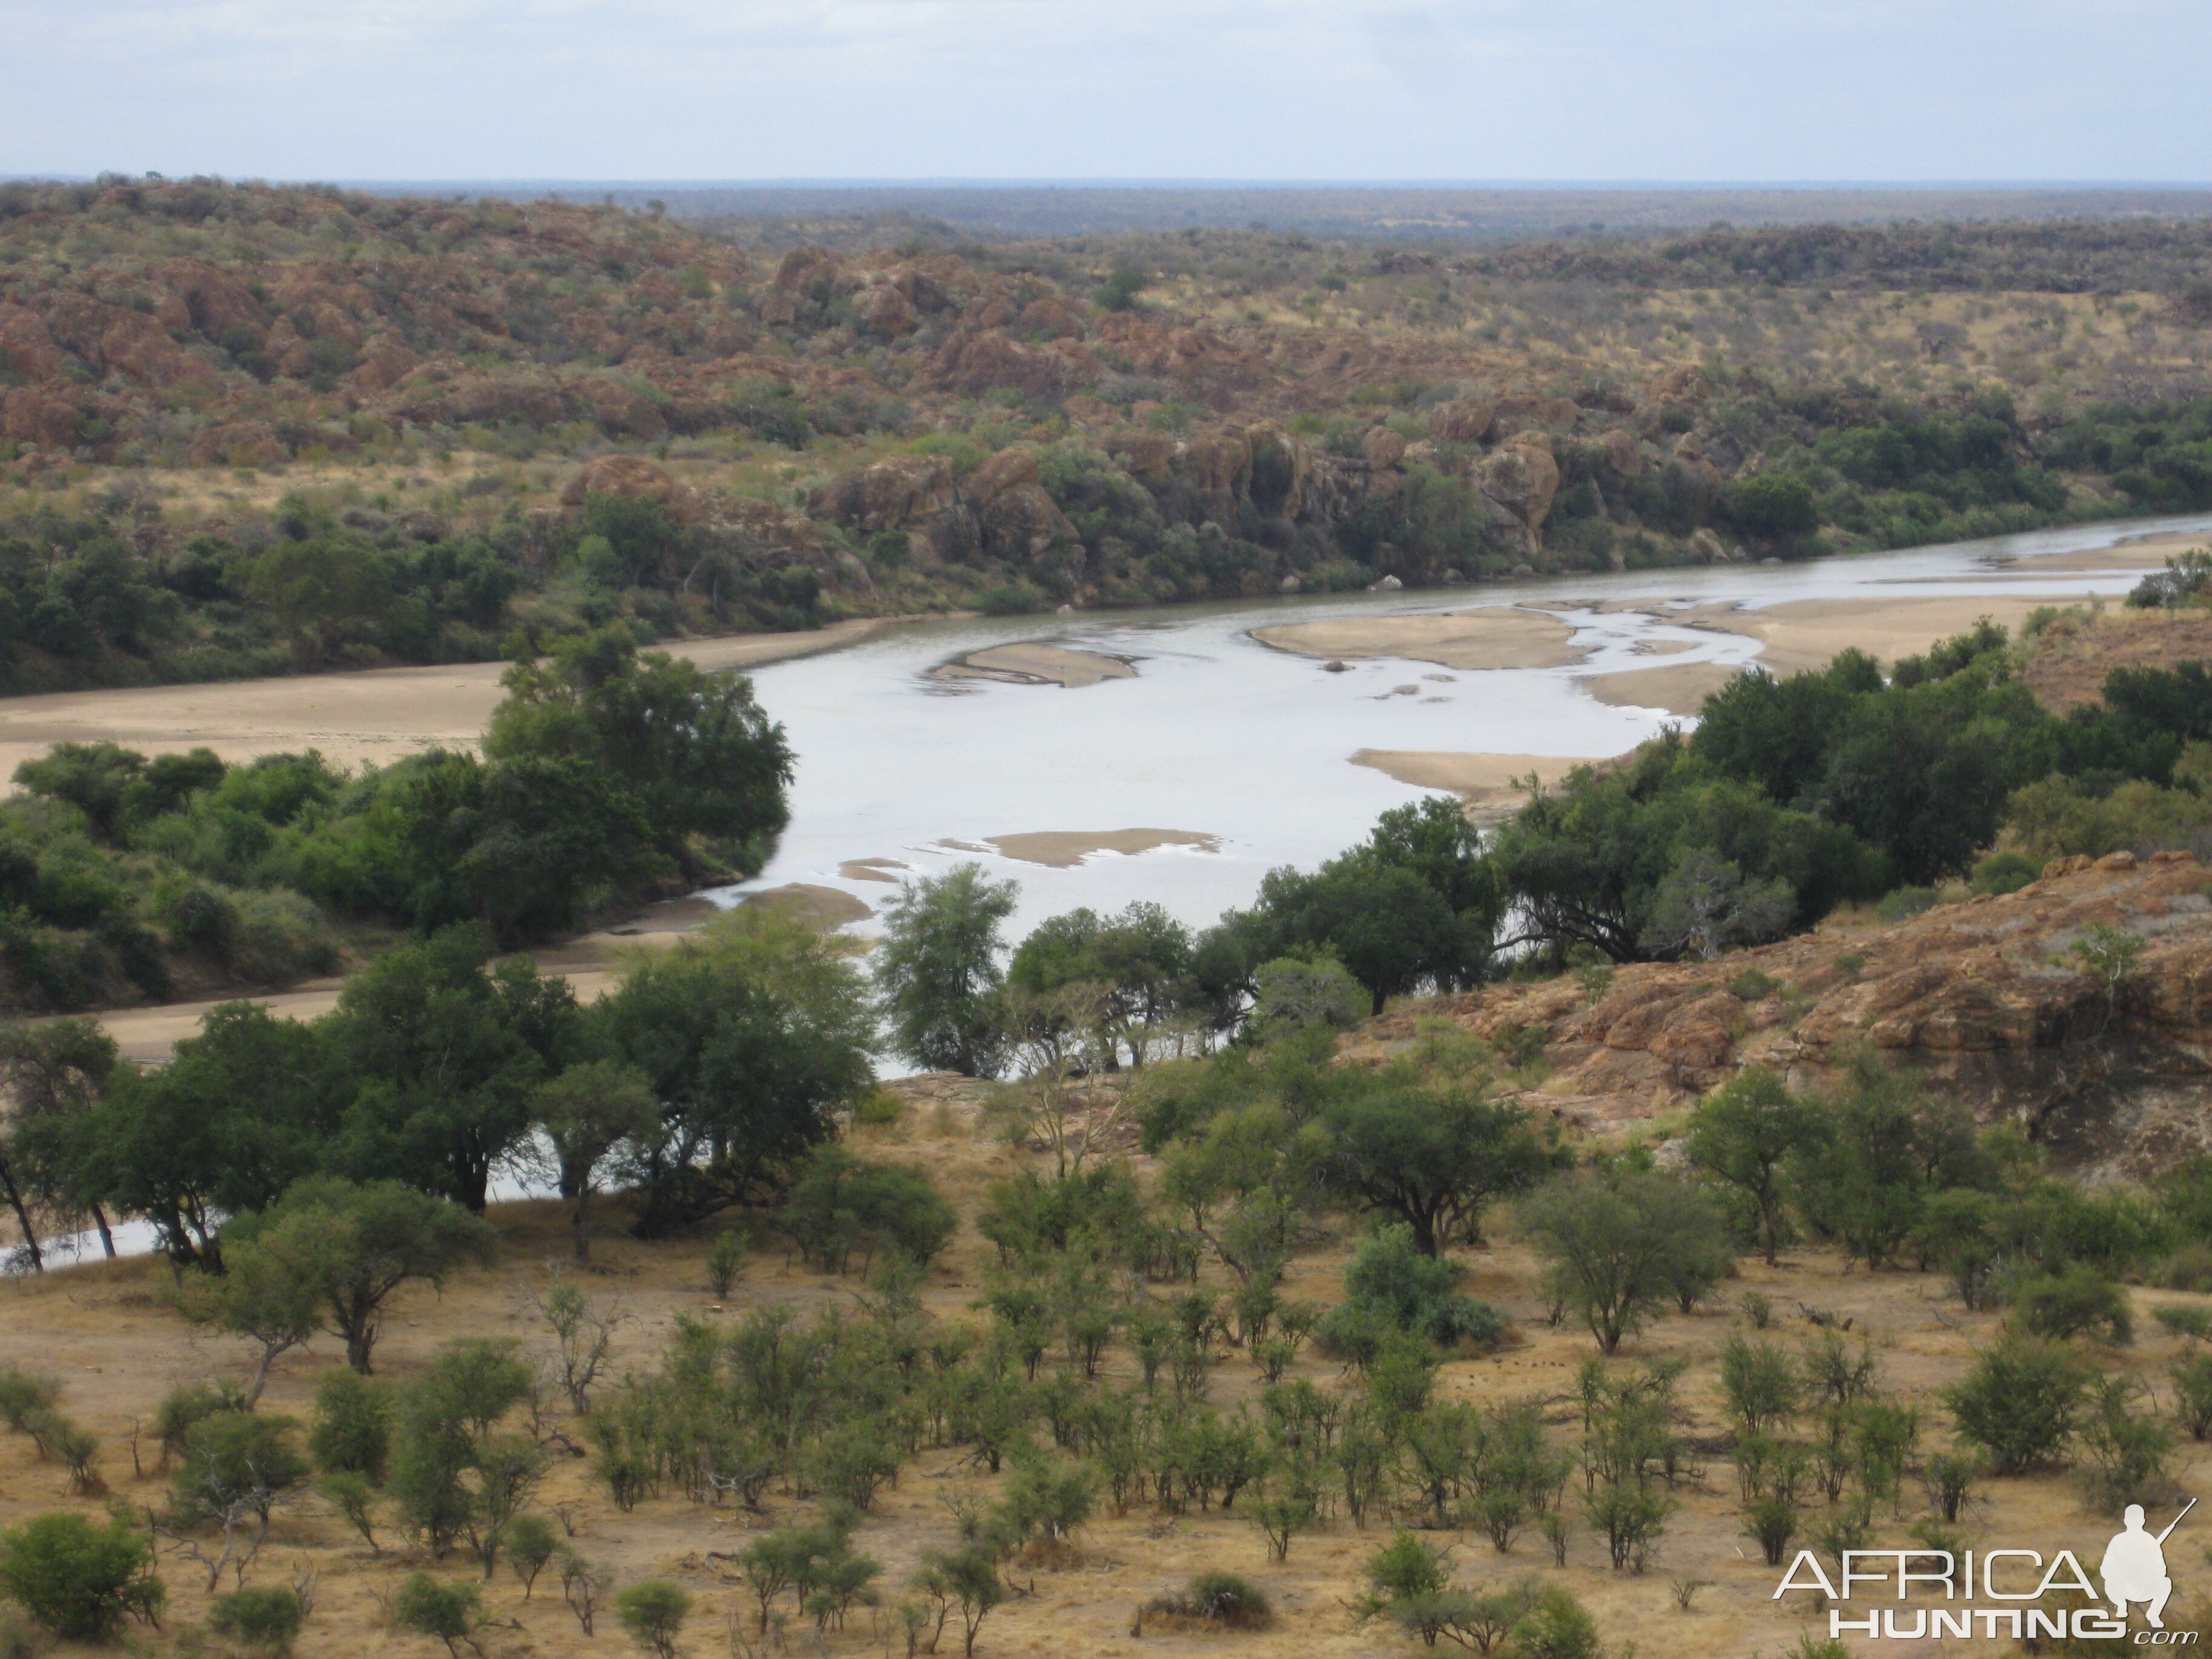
<box><xmin>1773</xmin><ymin>1496</ymin><xmax>2200</xmax><ymax>1643</ymax></box>
<box><xmin>2104</xmin><ymin>1500</ymin><xmax>2193</xmax><ymax>1630</ymax></box>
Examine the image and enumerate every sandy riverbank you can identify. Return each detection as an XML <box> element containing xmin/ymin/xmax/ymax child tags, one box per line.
<box><xmin>1252</xmin><ymin>607</ymin><xmax>1583</xmax><ymax>671</ymax></box>
<box><xmin>1351</xmin><ymin>750</ymin><xmax>1587</xmax><ymax>816</ymax></box>
<box><xmin>931</xmin><ymin>642</ymin><xmax>1137</xmax><ymax>687</ymax></box>
<box><xmin>0</xmin><ymin>615</ymin><xmax>904</xmax><ymax>782</ymax></box>
<box><xmin>940</xmin><ymin>828</ymin><xmax>1223</xmax><ymax>868</ymax></box>
<box><xmin>1578</xmin><ymin>660</ymin><xmax>1747</xmax><ymax>714</ymax></box>
<box><xmin>1683</xmin><ymin>589</ymin><xmax>2110</xmax><ymax>675</ymax></box>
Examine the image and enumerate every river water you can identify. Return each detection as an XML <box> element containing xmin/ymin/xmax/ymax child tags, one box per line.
<box><xmin>708</xmin><ymin>513</ymin><xmax>2212</xmax><ymax>946</ymax></box>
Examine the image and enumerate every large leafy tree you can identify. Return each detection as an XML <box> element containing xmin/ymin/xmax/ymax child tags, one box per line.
<box><xmin>601</xmin><ymin>913</ymin><xmax>875</xmax><ymax>1235</ymax></box>
<box><xmin>876</xmin><ymin>863</ymin><xmax>1017</xmax><ymax>1077</ymax></box>
<box><xmin>484</xmin><ymin>625</ymin><xmax>793</xmax><ymax>878</ymax></box>
<box><xmin>76</xmin><ymin>1002</ymin><xmax>334</xmax><ymax>1265</ymax></box>
<box><xmin>1006</xmin><ymin>899</ymin><xmax>1192</xmax><ymax>1068</ymax></box>
<box><xmin>0</xmin><ymin>1017</ymin><xmax>121</xmax><ymax>1267</ymax></box>
<box><xmin>325</xmin><ymin>926</ymin><xmax>580</xmax><ymax>1212</ymax></box>
<box><xmin>1683</xmin><ymin>1068</ymin><xmax>1823</xmax><ymax>1265</ymax></box>
<box><xmin>218</xmin><ymin>1178</ymin><xmax>496</xmax><ymax>1373</ymax></box>
<box><xmin>1321</xmin><ymin>1078</ymin><xmax>1569</xmax><ymax>1256</ymax></box>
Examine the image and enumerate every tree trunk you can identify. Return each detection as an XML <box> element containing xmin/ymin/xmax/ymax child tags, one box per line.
<box><xmin>0</xmin><ymin>1161</ymin><xmax>42</xmax><ymax>1272</ymax></box>
<box><xmin>90</xmin><ymin>1203</ymin><xmax>115</xmax><ymax>1259</ymax></box>
<box><xmin>572</xmin><ymin>1187</ymin><xmax>592</xmax><ymax>1264</ymax></box>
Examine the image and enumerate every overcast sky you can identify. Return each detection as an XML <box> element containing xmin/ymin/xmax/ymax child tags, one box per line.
<box><xmin>5</xmin><ymin>0</ymin><xmax>2209</xmax><ymax>184</ymax></box>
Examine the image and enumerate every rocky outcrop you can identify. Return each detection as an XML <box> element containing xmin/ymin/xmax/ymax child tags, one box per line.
<box><xmin>1481</xmin><ymin>432</ymin><xmax>1561</xmax><ymax>545</ymax></box>
<box><xmin>558</xmin><ymin>455</ymin><xmax>699</xmax><ymax>520</ymax></box>
<box><xmin>1352</xmin><ymin>853</ymin><xmax>2212</xmax><ymax>1179</ymax></box>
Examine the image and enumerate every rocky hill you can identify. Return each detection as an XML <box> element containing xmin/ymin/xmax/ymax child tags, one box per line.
<box><xmin>5</xmin><ymin>178</ymin><xmax>2212</xmax><ymax>659</ymax></box>
<box><xmin>1354</xmin><ymin>851</ymin><xmax>2212</xmax><ymax>1180</ymax></box>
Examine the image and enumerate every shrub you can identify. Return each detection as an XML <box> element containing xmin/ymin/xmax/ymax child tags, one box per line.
<box><xmin>1971</xmin><ymin>850</ymin><xmax>2039</xmax><ymax>896</ymax></box>
<box><xmin>2174</xmin><ymin>1355</ymin><xmax>2212</xmax><ymax>1439</ymax></box>
<box><xmin>390</xmin><ymin>1574</ymin><xmax>481</xmax><ymax>1656</ymax></box>
<box><xmin>782</xmin><ymin>1146</ymin><xmax>956</xmax><ymax>1275</ymax></box>
<box><xmin>0</xmin><ymin>1512</ymin><xmax>165</xmax><ymax>1643</ymax></box>
<box><xmin>1313</xmin><ymin>1224</ymin><xmax>1505</xmax><ymax>1354</ymax></box>
<box><xmin>2006</xmin><ymin>1266</ymin><xmax>2133</xmax><ymax>1344</ymax></box>
<box><xmin>0</xmin><ymin>1369</ymin><xmax>59</xmax><ymax>1436</ymax></box>
<box><xmin>615</xmin><ymin>1580</ymin><xmax>692</xmax><ymax>1658</ymax></box>
<box><xmin>1727</xmin><ymin>967</ymin><xmax>1779</xmax><ymax>1002</ymax></box>
<box><xmin>506</xmin><ymin>1513</ymin><xmax>558</xmax><ymax>1597</ymax></box>
<box><xmin>1947</xmin><ymin>1337</ymin><xmax>2093</xmax><ymax>1472</ymax></box>
<box><xmin>2156</xmin><ymin>1304</ymin><xmax>2212</xmax><ymax>1341</ymax></box>
<box><xmin>209</xmin><ymin>1584</ymin><xmax>307</xmax><ymax>1652</ymax></box>
<box><xmin>319</xmin><ymin>1471</ymin><xmax>381</xmax><ymax>1552</ymax></box>
<box><xmin>172</xmin><ymin>1412</ymin><xmax>310</xmax><ymax>1523</ymax></box>
<box><xmin>2077</xmin><ymin>1378</ymin><xmax>2176</xmax><ymax>1514</ymax></box>
<box><xmin>704</xmin><ymin>1230</ymin><xmax>743</xmax><ymax>1298</ymax></box>
<box><xmin>308</xmin><ymin>1368</ymin><xmax>392</xmax><ymax>1480</ymax></box>
<box><xmin>149</xmin><ymin>1381</ymin><xmax>244</xmax><ymax>1470</ymax></box>
<box><xmin>1142</xmin><ymin>1570</ymin><xmax>1272</xmax><ymax>1630</ymax></box>
<box><xmin>1874</xmin><ymin>885</ymin><xmax>1939</xmax><ymax>922</ymax></box>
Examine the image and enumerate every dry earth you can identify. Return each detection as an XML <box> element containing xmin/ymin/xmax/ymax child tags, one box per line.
<box><xmin>1</xmin><ymin>1074</ymin><xmax>2205</xmax><ymax>1659</ymax></box>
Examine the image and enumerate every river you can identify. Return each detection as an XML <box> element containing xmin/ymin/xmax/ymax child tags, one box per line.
<box><xmin>709</xmin><ymin>513</ymin><xmax>2212</xmax><ymax>947</ymax></box>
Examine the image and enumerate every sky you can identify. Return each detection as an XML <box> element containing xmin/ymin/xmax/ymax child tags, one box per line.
<box><xmin>4</xmin><ymin>0</ymin><xmax>2210</xmax><ymax>184</ymax></box>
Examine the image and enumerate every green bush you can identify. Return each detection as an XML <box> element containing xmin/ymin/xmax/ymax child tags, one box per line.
<box><xmin>172</xmin><ymin>1412</ymin><xmax>310</xmax><ymax>1523</ymax></box>
<box><xmin>1313</xmin><ymin>1224</ymin><xmax>1505</xmax><ymax>1355</ymax></box>
<box><xmin>504</xmin><ymin>1513</ymin><xmax>558</xmax><ymax>1597</ymax></box>
<box><xmin>390</xmin><ymin>1574</ymin><xmax>481</xmax><ymax>1654</ymax></box>
<box><xmin>2006</xmin><ymin>1266</ymin><xmax>2134</xmax><ymax>1345</ymax></box>
<box><xmin>148</xmin><ymin>1380</ymin><xmax>244</xmax><ymax>1470</ymax></box>
<box><xmin>1726</xmin><ymin>967</ymin><xmax>1780</xmax><ymax>1002</ymax></box>
<box><xmin>209</xmin><ymin>1584</ymin><xmax>307</xmax><ymax>1652</ymax></box>
<box><xmin>0</xmin><ymin>1512</ymin><xmax>165</xmax><ymax>1642</ymax></box>
<box><xmin>0</xmin><ymin>1368</ymin><xmax>59</xmax><ymax>1436</ymax></box>
<box><xmin>782</xmin><ymin>1145</ymin><xmax>956</xmax><ymax>1275</ymax></box>
<box><xmin>1971</xmin><ymin>850</ymin><xmax>2039</xmax><ymax>896</ymax></box>
<box><xmin>308</xmin><ymin>1368</ymin><xmax>392</xmax><ymax>1480</ymax></box>
<box><xmin>615</xmin><ymin>1579</ymin><xmax>692</xmax><ymax>1658</ymax></box>
<box><xmin>704</xmin><ymin>1230</ymin><xmax>743</xmax><ymax>1298</ymax></box>
<box><xmin>1947</xmin><ymin>1337</ymin><xmax>2094</xmax><ymax>1473</ymax></box>
<box><xmin>1147</xmin><ymin>1570</ymin><xmax>1272</xmax><ymax>1628</ymax></box>
<box><xmin>1873</xmin><ymin>885</ymin><xmax>1939</xmax><ymax>922</ymax></box>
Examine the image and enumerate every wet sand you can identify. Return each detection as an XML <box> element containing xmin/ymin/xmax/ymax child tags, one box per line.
<box><xmin>931</xmin><ymin>642</ymin><xmax>1137</xmax><ymax>688</ymax></box>
<box><xmin>0</xmin><ymin>616</ymin><xmax>902</xmax><ymax>781</ymax></box>
<box><xmin>1251</xmin><ymin>607</ymin><xmax>1583</xmax><ymax>671</ymax></box>
<box><xmin>1996</xmin><ymin>529</ymin><xmax>2204</xmax><ymax>574</ymax></box>
<box><xmin>942</xmin><ymin>828</ymin><xmax>1223</xmax><ymax>868</ymax></box>
<box><xmin>1579</xmin><ymin>660</ymin><xmax>1746</xmax><ymax>715</ymax></box>
<box><xmin>1687</xmin><ymin>591</ymin><xmax>2108</xmax><ymax>675</ymax></box>
<box><xmin>1352</xmin><ymin>750</ymin><xmax>1586</xmax><ymax>816</ymax></box>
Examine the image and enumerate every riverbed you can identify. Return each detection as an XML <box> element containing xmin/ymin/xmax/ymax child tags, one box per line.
<box><xmin>710</xmin><ymin>514</ymin><xmax>2212</xmax><ymax>948</ymax></box>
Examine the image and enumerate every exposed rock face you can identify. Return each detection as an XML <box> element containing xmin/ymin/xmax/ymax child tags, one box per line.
<box><xmin>1352</xmin><ymin>853</ymin><xmax>2212</xmax><ymax>1179</ymax></box>
<box><xmin>1429</xmin><ymin>397</ymin><xmax>1496</xmax><ymax>444</ymax></box>
<box><xmin>1481</xmin><ymin>432</ymin><xmax>1561</xmax><ymax>541</ymax></box>
<box><xmin>558</xmin><ymin>455</ymin><xmax>697</xmax><ymax>519</ymax></box>
<box><xmin>1601</xmin><ymin>428</ymin><xmax>1645</xmax><ymax>482</ymax></box>
<box><xmin>980</xmin><ymin>484</ymin><xmax>1078</xmax><ymax>560</ymax></box>
<box><xmin>1362</xmin><ymin>426</ymin><xmax>1408</xmax><ymax>471</ymax></box>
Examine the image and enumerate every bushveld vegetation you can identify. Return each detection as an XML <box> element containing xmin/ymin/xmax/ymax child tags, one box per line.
<box><xmin>0</xmin><ymin>619</ymin><xmax>788</xmax><ymax>1015</ymax></box>
<box><xmin>4</xmin><ymin>179</ymin><xmax>2212</xmax><ymax>695</ymax></box>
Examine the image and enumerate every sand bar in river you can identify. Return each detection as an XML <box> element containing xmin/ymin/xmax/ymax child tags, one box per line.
<box><xmin>1252</xmin><ymin>607</ymin><xmax>1583</xmax><ymax>671</ymax></box>
<box><xmin>931</xmin><ymin>642</ymin><xmax>1136</xmax><ymax>687</ymax></box>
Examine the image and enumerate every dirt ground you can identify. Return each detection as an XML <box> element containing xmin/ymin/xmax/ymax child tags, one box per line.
<box><xmin>0</xmin><ymin>1079</ymin><xmax>2200</xmax><ymax>1659</ymax></box>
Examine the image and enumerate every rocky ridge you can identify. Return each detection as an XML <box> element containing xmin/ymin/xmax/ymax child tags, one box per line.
<box><xmin>1350</xmin><ymin>852</ymin><xmax>2212</xmax><ymax>1179</ymax></box>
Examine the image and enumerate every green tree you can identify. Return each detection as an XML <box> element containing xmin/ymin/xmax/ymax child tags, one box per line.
<box><xmin>530</xmin><ymin>1060</ymin><xmax>659</xmax><ymax>1262</ymax></box>
<box><xmin>615</xmin><ymin>1579</ymin><xmax>691</xmax><ymax>1658</ymax></box>
<box><xmin>598</xmin><ymin>913</ymin><xmax>874</xmax><ymax>1235</ymax></box>
<box><xmin>0</xmin><ymin>1512</ymin><xmax>165</xmax><ymax>1643</ymax></box>
<box><xmin>1947</xmin><ymin>1336</ymin><xmax>2094</xmax><ymax>1473</ymax></box>
<box><xmin>218</xmin><ymin>1178</ymin><xmax>496</xmax><ymax>1373</ymax></box>
<box><xmin>1684</xmin><ymin>1068</ymin><xmax>1822</xmax><ymax>1264</ymax></box>
<box><xmin>0</xmin><ymin>1016</ymin><xmax>123</xmax><ymax>1266</ymax></box>
<box><xmin>876</xmin><ymin>864</ymin><xmax>1017</xmax><ymax>1077</ymax></box>
<box><xmin>390</xmin><ymin>1573</ymin><xmax>482</xmax><ymax>1657</ymax></box>
<box><xmin>484</xmin><ymin>625</ymin><xmax>793</xmax><ymax>879</ymax></box>
<box><xmin>1321</xmin><ymin>1079</ymin><xmax>1567</xmax><ymax>1255</ymax></box>
<box><xmin>324</xmin><ymin>925</ymin><xmax>577</xmax><ymax>1212</ymax></box>
<box><xmin>1521</xmin><ymin>1165</ymin><xmax>1730</xmax><ymax>1353</ymax></box>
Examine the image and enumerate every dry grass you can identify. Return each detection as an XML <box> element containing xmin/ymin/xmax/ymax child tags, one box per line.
<box><xmin>0</xmin><ymin>1085</ymin><xmax>2204</xmax><ymax>1658</ymax></box>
